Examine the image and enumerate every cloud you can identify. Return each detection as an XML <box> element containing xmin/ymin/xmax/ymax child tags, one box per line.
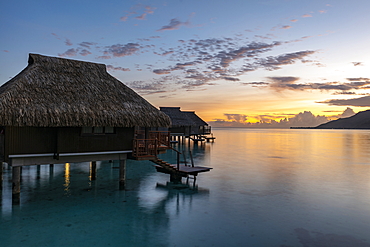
<box><xmin>318</xmin><ymin>95</ymin><xmax>370</xmax><ymax>107</ymax></box>
<box><xmin>218</xmin><ymin>41</ymin><xmax>282</xmax><ymax>68</ymax></box>
<box><xmin>106</xmin><ymin>65</ymin><xmax>130</xmax><ymax>72</ymax></box>
<box><xmin>153</xmin><ymin>69</ymin><xmax>171</xmax><ymax>75</ymax></box>
<box><xmin>79</xmin><ymin>42</ymin><xmax>95</xmax><ymax>49</ymax></box>
<box><xmin>242</xmin><ymin>82</ymin><xmax>269</xmax><ymax>86</ymax></box>
<box><xmin>259</xmin><ymin>77</ymin><xmax>370</xmax><ymax>92</ymax></box>
<box><xmin>286</xmin><ymin>111</ymin><xmax>329</xmax><ymax>127</ymax></box>
<box><xmin>135</xmin><ymin>13</ymin><xmax>147</xmax><ymax>20</ymax></box>
<box><xmin>224</xmin><ymin>114</ymin><xmax>247</xmax><ymax>122</ymax></box>
<box><xmin>332</xmin><ymin>91</ymin><xmax>357</xmax><ymax>95</ymax></box>
<box><xmin>120</xmin><ymin>5</ymin><xmax>155</xmax><ymax>22</ymax></box>
<box><xmin>267</xmin><ymin>76</ymin><xmax>301</xmax><ymax>91</ymax></box>
<box><xmin>210</xmin><ymin>111</ymin><xmax>331</xmax><ymax>128</ymax></box>
<box><xmin>157</xmin><ymin>18</ymin><xmax>190</xmax><ymax>31</ymax></box>
<box><xmin>120</xmin><ymin>16</ymin><xmax>129</xmax><ymax>21</ymax></box>
<box><xmin>257</xmin><ymin>50</ymin><xmax>316</xmax><ymax>70</ymax></box>
<box><xmin>145</xmin><ymin>6</ymin><xmax>156</xmax><ymax>14</ymax></box>
<box><xmin>291</xmin><ymin>19</ymin><xmax>298</xmax><ymax>22</ymax></box>
<box><xmin>65</xmin><ymin>39</ymin><xmax>72</xmax><ymax>46</ymax></box>
<box><xmin>223</xmin><ymin>77</ymin><xmax>240</xmax><ymax>81</ymax></box>
<box><xmin>51</xmin><ymin>33</ymin><xmax>61</xmax><ymax>40</ymax></box>
<box><xmin>346</xmin><ymin>77</ymin><xmax>370</xmax><ymax>81</ymax></box>
<box><xmin>302</xmin><ymin>14</ymin><xmax>312</xmax><ymax>18</ymax></box>
<box><xmin>154</xmin><ymin>51</ymin><xmax>174</xmax><ymax>56</ymax></box>
<box><xmin>125</xmin><ymin>80</ymin><xmax>167</xmax><ymax>95</ymax></box>
<box><xmin>58</xmin><ymin>48</ymin><xmax>78</xmax><ymax>57</ymax></box>
<box><xmin>104</xmin><ymin>43</ymin><xmax>140</xmax><ymax>57</ymax></box>
<box><xmin>145</xmin><ymin>37</ymin><xmax>316</xmax><ymax>91</ymax></box>
<box><xmin>268</xmin><ymin>76</ymin><xmax>300</xmax><ymax>84</ymax></box>
<box><xmin>281</xmin><ymin>25</ymin><xmax>292</xmax><ymax>29</ymax></box>
<box><xmin>97</xmin><ymin>55</ymin><xmax>111</xmax><ymax>59</ymax></box>
<box><xmin>340</xmin><ymin>107</ymin><xmax>356</xmax><ymax>118</ymax></box>
<box><xmin>352</xmin><ymin>62</ymin><xmax>363</xmax><ymax>66</ymax></box>
<box><xmin>79</xmin><ymin>49</ymin><xmax>91</xmax><ymax>56</ymax></box>
<box><xmin>53</xmin><ymin>25</ymin><xmax>321</xmax><ymax>93</ymax></box>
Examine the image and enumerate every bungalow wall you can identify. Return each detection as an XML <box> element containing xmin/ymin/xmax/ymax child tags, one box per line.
<box><xmin>170</xmin><ymin>126</ymin><xmax>190</xmax><ymax>136</ymax></box>
<box><xmin>1</xmin><ymin>126</ymin><xmax>135</xmax><ymax>163</ymax></box>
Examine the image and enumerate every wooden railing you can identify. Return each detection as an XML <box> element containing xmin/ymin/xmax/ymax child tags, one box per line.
<box><xmin>148</xmin><ymin>131</ymin><xmax>171</xmax><ymax>147</ymax></box>
<box><xmin>132</xmin><ymin>131</ymin><xmax>171</xmax><ymax>158</ymax></box>
<box><xmin>132</xmin><ymin>138</ymin><xmax>158</xmax><ymax>158</ymax></box>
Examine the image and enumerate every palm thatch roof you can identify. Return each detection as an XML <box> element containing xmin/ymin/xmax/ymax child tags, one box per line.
<box><xmin>182</xmin><ymin>111</ymin><xmax>208</xmax><ymax>126</ymax></box>
<box><xmin>0</xmin><ymin>54</ymin><xmax>171</xmax><ymax>127</ymax></box>
<box><xmin>159</xmin><ymin>107</ymin><xmax>208</xmax><ymax>127</ymax></box>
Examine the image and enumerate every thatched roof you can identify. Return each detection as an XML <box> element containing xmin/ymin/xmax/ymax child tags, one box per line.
<box><xmin>0</xmin><ymin>54</ymin><xmax>171</xmax><ymax>127</ymax></box>
<box><xmin>160</xmin><ymin>107</ymin><xmax>208</xmax><ymax>127</ymax></box>
<box><xmin>182</xmin><ymin>111</ymin><xmax>208</xmax><ymax>126</ymax></box>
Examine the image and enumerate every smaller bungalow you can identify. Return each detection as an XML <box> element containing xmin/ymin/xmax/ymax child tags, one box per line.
<box><xmin>159</xmin><ymin>107</ymin><xmax>213</xmax><ymax>141</ymax></box>
<box><xmin>0</xmin><ymin>54</ymin><xmax>171</xmax><ymax>199</ymax></box>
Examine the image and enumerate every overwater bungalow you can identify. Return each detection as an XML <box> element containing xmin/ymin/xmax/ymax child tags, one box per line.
<box><xmin>159</xmin><ymin>107</ymin><xmax>214</xmax><ymax>142</ymax></box>
<box><xmin>0</xmin><ymin>54</ymin><xmax>173</xmax><ymax>199</ymax></box>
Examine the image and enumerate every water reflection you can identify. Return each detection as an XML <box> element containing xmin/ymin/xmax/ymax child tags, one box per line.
<box><xmin>64</xmin><ymin>163</ymin><xmax>70</xmax><ymax>195</ymax></box>
<box><xmin>1</xmin><ymin>129</ymin><xmax>370</xmax><ymax>246</ymax></box>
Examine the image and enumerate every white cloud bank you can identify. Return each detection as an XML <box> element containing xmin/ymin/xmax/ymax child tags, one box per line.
<box><xmin>209</xmin><ymin>108</ymin><xmax>356</xmax><ymax>128</ymax></box>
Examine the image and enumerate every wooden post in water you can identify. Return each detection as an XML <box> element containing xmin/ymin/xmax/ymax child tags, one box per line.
<box><xmin>0</xmin><ymin>162</ymin><xmax>3</xmax><ymax>189</ymax></box>
<box><xmin>49</xmin><ymin>164</ymin><xmax>54</xmax><ymax>182</ymax></box>
<box><xmin>189</xmin><ymin>151</ymin><xmax>194</xmax><ymax>167</ymax></box>
<box><xmin>119</xmin><ymin>159</ymin><xmax>126</xmax><ymax>189</ymax></box>
<box><xmin>12</xmin><ymin>166</ymin><xmax>21</xmax><ymax>204</ymax></box>
<box><xmin>90</xmin><ymin>161</ymin><xmax>97</xmax><ymax>181</ymax></box>
<box><xmin>36</xmin><ymin>165</ymin><xmax>41</xmax><ymax>179</ymax></box>
<box><xmin>170</xmin><ymin>173</ymin><xmax>182</xmax><ymax>184</ymax></box>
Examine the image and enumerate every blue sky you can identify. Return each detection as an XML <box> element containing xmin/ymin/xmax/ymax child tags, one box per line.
<box><xmin>1</xmin><ymin>0</ymin><xmax>369</xmax><ymax>127</ymax></box>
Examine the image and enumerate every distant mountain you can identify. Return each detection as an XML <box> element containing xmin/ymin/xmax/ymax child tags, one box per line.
<box><xmin>315</xmin><ymin>110</ymin><xmax>370</xmax><ymax>129</ymax></box>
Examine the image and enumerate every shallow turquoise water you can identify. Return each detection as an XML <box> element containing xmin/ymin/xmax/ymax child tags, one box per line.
<box><xmin>1</xmin><ymin>128</ymin><xmax>370</xmax><ymax>246</ymax></box>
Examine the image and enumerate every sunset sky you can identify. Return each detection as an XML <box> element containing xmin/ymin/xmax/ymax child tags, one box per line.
<box><xmin>1</xmin><ymin>0</ymin><xmax>369</xmax><ymax>127</ymax></box>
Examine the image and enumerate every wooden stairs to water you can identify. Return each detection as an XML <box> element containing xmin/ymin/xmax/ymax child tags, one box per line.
<box><xmin>132</xmin><ymin>130</ymin><xmax>212</xmax><ymax>182</ymax></box>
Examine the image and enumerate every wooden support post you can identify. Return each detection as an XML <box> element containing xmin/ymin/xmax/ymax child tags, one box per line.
<box><xmin>90</xmin><ymin>161</ymin><xmax>97</xmax><ymax>181</ymax></box>
<box><xmin>0</xmin><ymin>162</ymin><xmax>3</xmax><ymax>181</ymax></box>
<box><xmin>12</xmin><ymin>166</ymin><xmax>21</xmax><ymax>204</ymax></box>
<box><xmin>170</xmin><ymin>173</ymin><xmax>182</xmax><ymax>184</ymax></box>
<box><xmin>49</xmin><ymin>164</ymin><xmax>54</xmax><ymax>174</ymax></box>
<box><xmin>36</xmin><ymin>165</ymin><xmax>41</xmax><ymax>179</ymax></box>
<box><xmin>119</xmin><ymin>159</ymin><xmax>126</xmax><ymax>190</ymax></box>
<box><xmin>183</xmin><ymin>152</ymin><xmax>188</xmax><ymax>166</ymax></box>
<box><xmin>189</xmin><ymin>151</ymin><xmax>194</xmax><ymax>167</ymax></box>
<box><xmin>49</xmin><ymin>164</ymin><xmax>54</xmax><ymax>182</ymax></box>
<box><xmin>0</xmin><ymin>162</ymin><xmax>3</xmax><ymax>189</ymax></box>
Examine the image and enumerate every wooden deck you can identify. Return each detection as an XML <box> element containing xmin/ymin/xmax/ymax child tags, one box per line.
<box><xmin>154</xmin><ymin>164</ymin><xmax>212</xmax><ymax>176</ymax></box>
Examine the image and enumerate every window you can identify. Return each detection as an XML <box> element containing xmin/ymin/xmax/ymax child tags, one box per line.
<box><xmin>81</xmin><ymin>127</ymin><xmax>115</xmax><ymax>135</ymax></box>
<box><xmin>105</xmin><ymin>127</ymin><xmax>114</xmax><ymax>133</ymax></box>
<box><xmin>82</xmin><ymin>127</ymin><xmax>93</xmax><ymax>134</ymax></box>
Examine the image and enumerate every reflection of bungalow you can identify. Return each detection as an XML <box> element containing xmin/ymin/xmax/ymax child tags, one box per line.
<box><xmin>0</xmin><ymin>54</ymin><xmax>171</xmax><ymax>198</ymax></box>
<box><xmin>159</xmin><ymin>107</ymin><xmax>212</xmax><ymax>140</ymax></box>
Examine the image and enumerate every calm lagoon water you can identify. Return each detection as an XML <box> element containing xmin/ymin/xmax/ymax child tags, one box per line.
<box><xmin>1</xmin><ymin>128</ymin><xmax>370</xmax><ymax>247</ymax></box>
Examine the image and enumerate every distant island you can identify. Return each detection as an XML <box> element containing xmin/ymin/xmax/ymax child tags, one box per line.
<box><xmin>291</xmin><ymin>109</ymin><xmax>370</xmax><ymax>129</ymax></box>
